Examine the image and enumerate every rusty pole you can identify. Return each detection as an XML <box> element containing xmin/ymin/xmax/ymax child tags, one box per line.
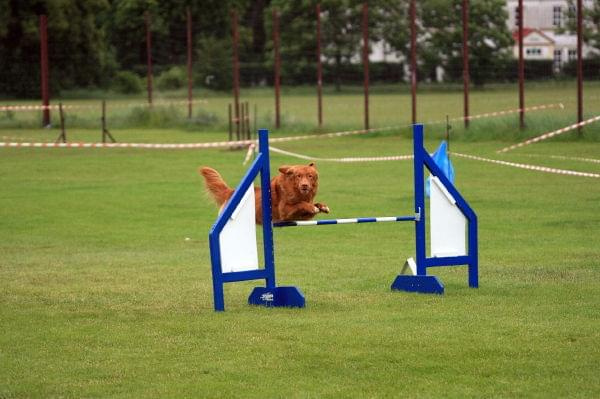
<box><xmin>462</xmin><ymin>0</ymin><xmax>470</xmax><ymax>128</ymax></box>
<box><xmin>273</xmin><ymin>8</ymin><xmax>281</xmax><ymax>129</ymax></box>
<box><xmin>410</xmin><ymin>0</ymin><xmax>417</xmax><ymax>124</ymax></box>
<box><xmin>577</xmin><ymin>0</ymin><xmax>583</xmax><ymax>134</ymax></box>
<box><xmin>145</xmin><ymin>11</ymin><xmax>153</xmax><ymax>107</ymax></box>
<box><xmin>39</xmin><ymin>15</ymin><xmax>50</xmax><ymax>126</ymax></box>
<box><xmin>518</xmin><ymin>0</ymin><xmax>525</xmax><ymax>128</ymax></box>
<box><xmin>362</xmin><ymin>2</ymin><xmax>370</xmax><ymax>130</ymax></box>
<box><xmin>187</xmin><ymin>7</ymin><xmax>193</xmax><ymax>119</ymax></box>
<box><xmin>316</xmin><ymin>3</ymin><xmax>323</xmax><ymax>128</ymax></box>
<box><xmin>231</xmin><ymin>10</ymin><xmax>241</xmax><ymax>140</ymax></box>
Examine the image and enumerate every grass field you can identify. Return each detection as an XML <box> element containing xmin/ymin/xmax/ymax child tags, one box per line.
<box><xmin>1</xmin><ymin>83</ymin><xmax>600</xmax><ymax>397</ymax></box>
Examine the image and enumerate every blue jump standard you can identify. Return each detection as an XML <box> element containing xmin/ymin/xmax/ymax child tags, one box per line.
<box><xmin>207</xmin><ymin>124</ymin><xmax>478</xmax><ymax>311</ymax></box>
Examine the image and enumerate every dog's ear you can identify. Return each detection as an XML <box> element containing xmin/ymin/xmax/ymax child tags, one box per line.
<box><xmin>279</xmin><ymin>165</ymin><xmax>291</xmax><ymax>175</ymax></box>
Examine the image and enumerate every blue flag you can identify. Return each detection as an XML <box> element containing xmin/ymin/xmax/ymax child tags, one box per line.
<box><xmin>425</xmin><ymin>140</ymin><xmax>454</xmax><ymax>197</ymax></box>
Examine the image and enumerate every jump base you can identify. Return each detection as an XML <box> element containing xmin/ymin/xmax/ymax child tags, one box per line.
<box><xmin>248</xmin><ymin>286</ymin><xmax>306</xmax><ymax>308</ymax></box>
<box><xmin>390</xmin><ymin>275</ymin><xmax>444</xmax><ymax>294</ymax></box>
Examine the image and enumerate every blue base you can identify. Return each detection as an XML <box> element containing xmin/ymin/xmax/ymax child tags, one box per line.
<box><xmin>390</xmin><ymin>275</ymin><xmax>444</xmax><ymax>294</ymax></box>
<box><xmin>248</xmin><ymin>286</ymin><xmax>306</xmax><ymax>308</ymax></box>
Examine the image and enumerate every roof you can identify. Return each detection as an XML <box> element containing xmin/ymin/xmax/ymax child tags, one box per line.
<box><xmin>512</xmin><ymin>28</ymin><xmax>554</xmax><ymax>43</ymax></box>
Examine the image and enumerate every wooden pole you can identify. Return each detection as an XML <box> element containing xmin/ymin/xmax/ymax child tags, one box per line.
<box><xmin>410</xmin><ymin>0</ymin><xmax>417</xmax><ymax>124</ymax></box>
<box><xmin>187</xmin><ymin>7</ymin><xmax>193</xmax><ymax>119</ymax></box>
<box><xmin>40</xmin><ymin>15</ymin><xmax>50</xmax><ymax>127</ymax></box>
<box><xmin>231</xmin><ymin>10</ymin><xmax>240</xmax><ymax>140</ymax></box>
<box><xmin>273</xmin><ymin>9</ymin><xmax>281</xmax><ymax>129</ymax></box>
<box><xmin>462</xmin><ymin>0</ymin><xmax>470</xmax><ymax>128</ymax></box>
<box><xmin>228</xmin><ymin>103</ymin><xmax>233</xmax><ymax>141</ymax></box>
<box><xmin>576</xmin><ymin>0</ymin><xmax>583</xmax><ymax>134</ymax></box>
<box><xmin>362</xmin><ymin>2</ymin><xmax>370</xmax><ymax>131</ymax></box>
<box><xmin>101</xmin><ymin>100</ymin><xmax>116</xmax><ymax>143</ymax></box>
<box><xmin>145</xmin><ymin>11</ymin><xmax>153</xmax><ymax>107</ymax></box>
<box><xmin>56</xmin><ymin>102</ymin><xmax>66</xmax><ymax>143</ymax></box>
<box><xmin>316</xmin><ymin>3</ymin><xmax>323</xmax><ymax>127</ymax></box>
<box><xmin>518</xmin><ymin>0</ymin><xmax>525</xmax><ymax>128</ymax></box>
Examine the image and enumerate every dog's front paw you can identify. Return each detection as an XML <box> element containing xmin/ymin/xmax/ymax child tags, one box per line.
<box><xmin>315</xmin><ymin>203</ymin><xmax>330</xmax><ymax>214</ymax></box>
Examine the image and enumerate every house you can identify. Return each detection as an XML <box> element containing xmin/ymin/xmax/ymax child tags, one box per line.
<box><xmin>506</xmin><ymin>0</ymin><xmax>595</xmax><ymax>71</ymax></box>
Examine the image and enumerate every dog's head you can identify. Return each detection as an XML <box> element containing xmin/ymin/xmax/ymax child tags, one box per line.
<box><xmin>278</xmin><ymin>163</ymin><xmax>319</xmax><ymax>197</ymax></box>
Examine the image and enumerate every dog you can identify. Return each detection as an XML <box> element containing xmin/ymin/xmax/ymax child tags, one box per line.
<box><xmin>199</xmin><ymin>163</ymin><xmax>329</xmax><ymax>224</ymax></box>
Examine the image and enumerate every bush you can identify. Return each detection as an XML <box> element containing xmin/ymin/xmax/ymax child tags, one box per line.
<box><xmin>112</xmin><ymin>71</ymin><xmax>143</xmax><ymax>94</ymax></box>
<box><xmin>195</xmin><ymin>37</ymin><xmax>233</xmax><ymax>91</ymax></box>
<box><xmin>156</xmin><ymin>66</ymin><xmax>187</xmax><ymax>90</ymax></box>
<box><xmin>562</xmin><ymin>58</ymin><xmax>600</xmax><ymax>80</ymax></box>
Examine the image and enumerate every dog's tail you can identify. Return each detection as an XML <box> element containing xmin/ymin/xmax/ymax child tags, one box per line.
<box><xmin>199</xmin><ymin>167</ymin><xmax>234</xmax><ymax>207</ymax></box>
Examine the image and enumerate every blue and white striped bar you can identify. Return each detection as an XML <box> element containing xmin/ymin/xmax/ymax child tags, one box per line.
<box><xmin>273</xmin><ymin>214</ymin><xmax>418</xmax><ymax>228</ymax></box>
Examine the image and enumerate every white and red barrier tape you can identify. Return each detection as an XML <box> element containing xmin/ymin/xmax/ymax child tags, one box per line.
<box><xmin>267</xmin><ymin>145</ymin><xmax>599</xmax><ymax>178</ymax></box>
<box><xmin>426</xmin><ymin>103</ymin><xmax>564</xmax><ymax>125</ymax></box>
<box><xmin>497</xmin><ymin>114</ymin><xmax>600</xmax><ymax>153</ymax></box>
<box><xmin>452</xmin><ymin>152</ymin><xmax>600</xmax><ymax>178</ymax></box>
<box><xmin>0</xmin><ymin>99</ymin><xmax>207</xmax><ymax>112</ymax></box>
<box><xmin>520</xmin><ymin>154</ymin><xmax>600</xmax><ymax>164</ymax></box>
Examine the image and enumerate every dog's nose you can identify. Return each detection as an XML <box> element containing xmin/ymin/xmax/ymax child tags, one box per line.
<box><xmin>301</xmin><ymin>183</ymin><xmax>309</xmax><ymax>190</ymax></box>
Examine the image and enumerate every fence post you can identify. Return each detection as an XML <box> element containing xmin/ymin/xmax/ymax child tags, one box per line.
<box><xmin>462</xmin><ymin>0</ymin><xmax>470</xmax><ymax>128</ymax></box>
<box><xmin>39</xmin><ymin>15</ymin><xmax>50</xmax><ymax>127</ymax></box>
<box><xmin>316</xmin><ymin>3</ymin><xmax>323</xmax><ymax>128</ymax></box>
<box><xmin>576</xmin><ymin>0</ymin><xmax>583</xmax><ymax>135</ymax></box>
<box><xmin>362</xmin><ymin>2</ymin><xmax>370</xmax><ymax>131</ymax></box>
<box><xmin>187</xmin><ymin>7</ymin><xmax>193</xmax><ymax>119</ymax></box>
<box><xmin>518</xmin><ymin>0</ymin><xmax>524</xmax><ymax>128</ymax></box>
<box><xmin>231</xmin><ymin>10</ymin><xmax>241</xmax><ymax>140</ymax></box>
<box><xmin>273</xmin><ymin>8</ymin><xmax>281</xmax><ymax>129</ymax></box>
<box><xmin>145</xmin><ymin>11</ymin><xmax>153</xmax><ymax>107</ymax></box>
<box><xmin>410</xmin><ymin>0</ymin><xmax>417</xmax><ymax>124</ymax></box>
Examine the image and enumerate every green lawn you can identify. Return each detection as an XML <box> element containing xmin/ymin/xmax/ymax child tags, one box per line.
<box><xmin>1</xmin><ymin>122</ymin><xmax>599</xmax><ymax>397</ymax></box>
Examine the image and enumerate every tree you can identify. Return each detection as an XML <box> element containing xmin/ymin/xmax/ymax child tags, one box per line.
<box><xmin>0</xmin><ymin>0</ymin><xmax>114</xmax><ymax>97</ymax></box>
<box><xmin>420</xmin><ymin>0</ymin><xmax>513</xmax><ymax>85</ymax></box>
<box><xmin>564</xmin><ymin>0</ymin><xmax>600</xmax><ymax>56</ymax></box>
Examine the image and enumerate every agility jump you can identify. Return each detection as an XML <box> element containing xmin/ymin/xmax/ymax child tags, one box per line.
<box><xmin>208</xmin><ymin>124</ymin><xmax>478</xmax><ymax>311</ymax></box>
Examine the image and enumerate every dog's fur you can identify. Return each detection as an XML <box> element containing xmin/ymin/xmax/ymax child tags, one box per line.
<box><xmin>199</xmin><ymin>163</ymin><xmax>329</xmax><ymax>224</ymax></box>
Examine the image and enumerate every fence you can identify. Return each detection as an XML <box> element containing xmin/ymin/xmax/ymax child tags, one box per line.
<box><xmin>0</xmin><ymin>1</ymin><xmax>595</xmax><ymax>133</ymax></box>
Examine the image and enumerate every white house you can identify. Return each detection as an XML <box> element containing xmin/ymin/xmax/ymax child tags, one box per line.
<box><xmin>506</xmin><ymin>0</ymin><xmax>595</xmax><ymax>70</ymax></box>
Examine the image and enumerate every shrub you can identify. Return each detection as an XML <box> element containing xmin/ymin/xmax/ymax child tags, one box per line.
<box><xmin>112</xmin><ymin>71</ymin><xmax>143</xmax><ymax>94</ymax></box>
<box><xmin>156</xmin><ymin>66</ymin><xmax>187</xmax><ymax>90</ymax></box>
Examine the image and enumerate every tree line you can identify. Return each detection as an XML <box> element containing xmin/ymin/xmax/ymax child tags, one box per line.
<box><xmin>0</xmin><ymin>0</ymin><xmax>597</xmax><ymax>98</ymax></box>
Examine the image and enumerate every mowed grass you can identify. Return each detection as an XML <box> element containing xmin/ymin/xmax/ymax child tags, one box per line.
<box><xmin>2</xmin><ymin>80</ymin><xmax>599</xmax><ymax>139</ymax></box>
<box><xmin>1</xmin><ymin>126</ymin><xmax>600</xmax><ymax>398</ymax></box>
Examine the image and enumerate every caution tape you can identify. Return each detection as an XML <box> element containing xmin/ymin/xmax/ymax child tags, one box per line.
<box><xmin>520</xmin><ymin>153</ymin><xmax>600</xmax><ymax>164</ymax></box>
<box><xmin>452</xmin><ymin>152</ymin><xmax>600</xmax><ymax>178</ymax></box>
<box><xmin>0</xmin><ymin>99</ymin><xmax>207</xmax><ymax>112</ymax></box>
<box><xmin>426</xmin><ymin>103</ymin><xmax>564</xmax><ymax>125</ymax></box>
<box><xmin>497</xmin><ymin>114</ymin><xmax>600</xmax><ymax>153</ymax></box>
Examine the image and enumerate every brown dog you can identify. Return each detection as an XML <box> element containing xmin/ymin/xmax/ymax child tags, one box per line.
<box><xmin>200</xmin><ymin>163</ymin><xmax>329</xmax><ymax>224</ymax></box>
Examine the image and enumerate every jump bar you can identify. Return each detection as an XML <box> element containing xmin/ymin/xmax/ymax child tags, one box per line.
<box><xmin>273</xmin><ymin>215</ymin><xmax>418</xmax><ymax>228</ymax></box>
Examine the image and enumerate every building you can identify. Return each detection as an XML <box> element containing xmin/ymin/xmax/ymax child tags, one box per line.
<box><xmin>506</xmin><ymin>0</ymin><xmax>595</xmax><ymax>71</ymax></box>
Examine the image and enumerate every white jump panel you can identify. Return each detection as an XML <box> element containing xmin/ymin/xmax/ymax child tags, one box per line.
<box><xmin>430</xmin><ymin>176</ymin><xmax>467</xmax><ymax>257</ymax></box>
<box><xmin>219</xmin><ymin>185</ymin><xmax>259</xmax><ymax>273</ymax></box>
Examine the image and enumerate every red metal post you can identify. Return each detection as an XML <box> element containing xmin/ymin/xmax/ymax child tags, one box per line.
<box><xmin>39</xmin><ymin>15</ymin><xmax>50</xmax><ymax>126</ymax></box>
<box><xmin>231</xmin><ymin>10</ymin><xmax>240</xmax><ymax>139</ymax></box>
<box><xmin>576</xmin><ymin>0</ymin><xmax>583</xmax><ymax>134</ymax></box>
<box><xmin>316</xmin><ymin>3</ymin><xmax>323</xmax><ymax>127</ymax></box>
<box><xmin>410</xmin><ymin>0</ymin><xmax>417</xmax><ymax>124</ymax></box>
<box><xmin>462</xmin><ymin>0</ymin><xmax>470</xmax><ymax>128</ymax></box>
<box><xmin>273</xmin><ymin>8</ymin><xmax>281</xmax><ymax>129</ymax></box>
<box><xmin>145</xmin><ymin>11</ymin><xmax>153</xmax><ymax>107</ymax></box>
<box><xmin>518</xmin><ymin>0</ymin><xmax>524</xmax><ymax>128</ymax></box>
<box><xmin>362</xmin><ymin>2</ymin><xmax>369</xmax><ymax>130</ymax></box>
<box><xmin>187</xmin><ymin>7</ymin><xmax>193</xmax><ymax>119</ymax></box>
